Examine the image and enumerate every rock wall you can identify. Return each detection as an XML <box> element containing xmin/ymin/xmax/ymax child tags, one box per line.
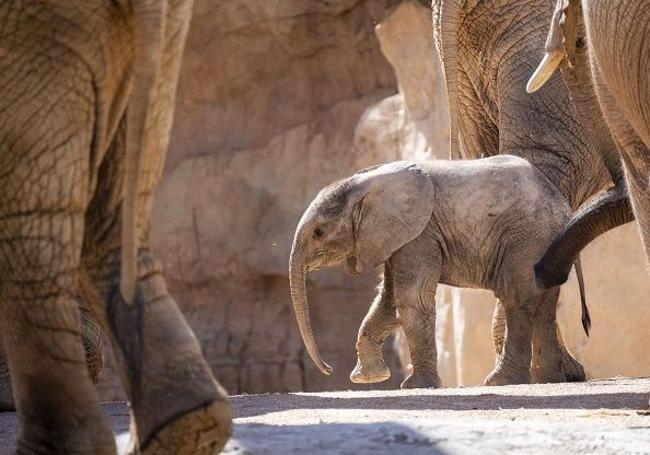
<box><xmin>148</xmin><ymin>0</ymin><xmax>417</xmax><ymax>395</ymax></box>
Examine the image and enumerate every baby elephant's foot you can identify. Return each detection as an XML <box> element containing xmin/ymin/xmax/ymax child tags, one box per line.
<box><xmin>532</xmin><ymin>354</ymin><xmax>586</xmax><ymax>384</ymax></box>
<box><xmin>531</xmin><ymin>367</ymin><xmax>566</xmax><ymax>384</ymax></box>
<box><xmin>400</xmin><ymin>370</ymin><xmax>440</xmax><ymax>389</ymax></box>
<box><xmin>350</xmin><ymin>359</ymin><xmax>390</xmax><ymax>384</ymax></box>
<box><xmin>561</xmin><ymin>354</ymin><xmax>586</xmax><ymax>382</ymax></box>
<box><xmin>484</xmin><ymin>366</ymin><xmax>530</xmax><ymax>386</ymax></box>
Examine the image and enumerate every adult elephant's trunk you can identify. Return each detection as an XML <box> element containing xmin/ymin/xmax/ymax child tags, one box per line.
<box><xmin>289</xmin><ymin>244</ymin><xmax>333</xmax><ymax>376</ymax></box>
<box><xmin>121</xmin><ymin>0</ymin><xmax>168</xmax><ymax>303</ymax></box>
<box><xmin>535</xmin><ymin>186</ymin><xmax>634</xmax><ymax>288</ymax></box>
<box><xmin>434</xmin><ymin>0</ymin><xmax>463</xmax><ymax>159</ymax></box>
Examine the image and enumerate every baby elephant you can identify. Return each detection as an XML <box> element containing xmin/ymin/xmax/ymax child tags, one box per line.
<box><xmin>289</xmin><ymin>156</ymin><xmax>586</xmax><ymax>388</ymax></box>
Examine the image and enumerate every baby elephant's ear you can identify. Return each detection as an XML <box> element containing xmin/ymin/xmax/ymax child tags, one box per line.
<box><xmin>351</xmin><ymin>162</ymin><xmax>434</xmax><ymax>274</ymax></box>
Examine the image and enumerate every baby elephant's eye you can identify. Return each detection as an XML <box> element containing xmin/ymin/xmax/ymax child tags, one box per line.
<box><xmin>313</xmin><ymin>228</ymin><xmax>324</xmax><ymax>239</ymax></box>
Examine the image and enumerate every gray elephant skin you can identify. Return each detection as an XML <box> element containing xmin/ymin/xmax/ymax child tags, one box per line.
<box><xmin>433</xmin><ymin>0</ymin><xmax>635</xmax><ymax>289</ymax></box>
<box><xmin>289</xmin><ymin>157</ymin><xmax>586</xmax><ymax>389</ymax></box>
<box><xmin>527</xmin><ymin>0</ymin><xmax>648</xmax><ymax>293</ymax></box>
<box><xmin>0</xmin><ymin>1</ymin><xmax>232</xmax><ymax>453</ymax></box>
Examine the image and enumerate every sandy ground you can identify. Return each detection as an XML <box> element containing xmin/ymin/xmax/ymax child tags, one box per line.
<box><xmin>1</xmin><ymin>377</ymin><xmax>650</xmax><ymax>454</ymax></box>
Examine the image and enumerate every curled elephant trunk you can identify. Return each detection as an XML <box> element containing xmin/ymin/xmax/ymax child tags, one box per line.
<box><xmin>535</xmin><ymin>186</ymin><xmax>634</xmax><ymax>288</ymax></box>
<box><xmin>526</xmin><ymin>50</ymin><xmax>564</xmax><ymax>93</ymax></box>
<box><xmin>121</xmin><ymin>0</ymin><xmax>168</xmax><ymax>303</ymax></box>
<box><xmin>289</xmin><ymin>244</ymin><xmax>333</xmax><ymax>376</ymax></box>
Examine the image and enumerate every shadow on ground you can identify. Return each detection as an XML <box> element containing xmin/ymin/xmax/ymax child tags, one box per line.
<box><xmin>1</xmin><ymin>378</ymin><xmax>649</xmax><ymax>453</ymax></box>
<box><xmin>233</xmin><ymin>388</ymin><xmax>648</xmax><ymax>418</ymax></box>
<box><xmin>224</xmin><ymin>422</ymin><xmax>450</xmax><ymax>454</ymax></box>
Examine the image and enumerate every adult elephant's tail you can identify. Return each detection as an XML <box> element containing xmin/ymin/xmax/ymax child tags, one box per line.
<box><xmin>574</xmin><ymin>255</ymin><xmax>590</xmax><ymax>337</ymax></box>
<box><xmin>534</xmin><ymin>186</ymin><xmax>634</xmax><ymax>290</ymax></box>
<box><xmin>121</xmin><ymin>0</ymin><xmax>168</xmax><ymax>303</ymax></box>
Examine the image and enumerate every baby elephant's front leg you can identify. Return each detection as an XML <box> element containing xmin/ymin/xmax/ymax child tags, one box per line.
<box><xmin>350</xmin><ymin>264</ymin><xmax>399</xmax><ymax>384</ymax></box>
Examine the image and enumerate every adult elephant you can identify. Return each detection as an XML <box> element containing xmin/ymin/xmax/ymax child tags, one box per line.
<box><xmin>0</xmin><ymin>1</ymin><xmax>232</xmax><ymax>453</ymax></box>
<box><xmin>527</xmin><ymin>0</ymin><xmax>648</xmax><ymax>288</ymax></box>
<box><xmin>431</xmin><ymin>0</ymin><xmax>633</xmax><ymax>365</ymax></box>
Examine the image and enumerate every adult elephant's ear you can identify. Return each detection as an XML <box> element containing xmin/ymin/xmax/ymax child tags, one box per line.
<box><xmin>121</xmin><ymin>0</ymin><xmax>168</xmax><ymax>303</ymax></box>
<box><xmin>527</xmin><ymin>0</ymin><xmax>581</xmax><ymax>93</ymax></box>
<box><xmin>351</xmin><ymin>162</ymin><xmax>434</xmax><ymax>274</ymax></box>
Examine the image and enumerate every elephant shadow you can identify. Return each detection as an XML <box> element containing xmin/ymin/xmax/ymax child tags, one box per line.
<box><xmin>225</xmin><ymin>421</ymin><xmax>451</xmax><ymax>454</ymax></box>
<box><xmin>232</xmin><ymin>378</ymin><xmax>650</xmax><ymax>419</ymax></box>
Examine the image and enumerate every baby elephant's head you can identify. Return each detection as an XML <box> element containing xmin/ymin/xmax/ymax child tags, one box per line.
<box><xmin>288</xmin><ymin>161</ymin><xmax>434</xmax><ymax>376</ymax></box>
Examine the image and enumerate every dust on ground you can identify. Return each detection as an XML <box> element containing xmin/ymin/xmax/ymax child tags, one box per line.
<box><xmin>1</xmin><ymin>377</ymin><xmax>650</xmax><ymax>454</ymax></box>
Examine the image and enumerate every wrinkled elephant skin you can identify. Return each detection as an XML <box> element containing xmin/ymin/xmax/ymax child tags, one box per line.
<box><xmin>0</xmin><ymin>1</ymin><xmax>232</xmax><ymax>453</ymax></box>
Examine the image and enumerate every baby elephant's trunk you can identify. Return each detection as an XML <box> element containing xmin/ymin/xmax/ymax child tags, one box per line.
<box><xmin>289</xmin><ymin>243</ymin><xmax>333</xmax><ymax>376</ymax></box>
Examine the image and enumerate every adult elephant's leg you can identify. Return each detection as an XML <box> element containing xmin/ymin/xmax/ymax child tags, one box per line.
<box><xmin>0</xmin><ymin>183</ymin><xmax>114</xmax><ymax>452</ymax></box>
<box><xmin>350</xmin><ymin>264</ymin><xmax>399</xmax><ymax>384</ymax></box>
<box><xmin>391</xmin><ymin>241</ymin><xmax>441</xmax><ymax>389</ymax></box>
<box><xmin>584</xmin><ymin>1</ymin><xmax>650</xmax><ymax>257</ymax></box>
<box><xmin>84</xmin><ymin>110</ymin><xmax>231</xmax><ymax>453</ymax></box>
<box><xmin>99</xmin><ymin>0</ymin><xmax>231</xmax><ymax>449</ymax></box>
<box><xmin>0</xmin><ymin>17</ymin><xmax>115</xmax><ymax>450</ymax></box>
<box><xmin>97</xmin><ymin>251</ymin><xmax>232</xmax><ymax>454</ymax></box>
<box><xmin>484</xmin><ymin>292</ymin><xmax>532</xmax><ymax>386</ymax></box>
<box><xmin>0</xmin><ymin>299</ymin><xmax>103</xmax><ymax>414</ymax></box>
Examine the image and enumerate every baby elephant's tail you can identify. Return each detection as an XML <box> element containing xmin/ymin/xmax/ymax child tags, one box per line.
<box><xmin>575</xmin><ymin>255</ymin><xmax>590</xmax><ymax>337</ymax></box>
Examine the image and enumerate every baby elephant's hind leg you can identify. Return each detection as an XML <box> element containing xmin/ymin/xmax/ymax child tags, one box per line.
<box><xmin>555</xmin><ymin>324</ymin><xmax>586</xmax><ymax>382</ymax></box>
<box><xmin>484</xmin><ymin>293</ymin><xmax>532</xmax><ymax>386</ymax></box>
<box><xmin>351</xmin><ymin>265</ymin><xmax>399</xmax><ymax>384</ymax></box>
<box><xmin>531</xmin><ymin>288</ymin><xmax>585</xmax><ymax>383</ymax></box>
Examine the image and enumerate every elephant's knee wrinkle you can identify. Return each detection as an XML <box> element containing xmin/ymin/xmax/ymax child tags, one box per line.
<box><xmin>355</xmin><ymin>338</ymin><xmax>384</xmax><ymax>362</ymax></box>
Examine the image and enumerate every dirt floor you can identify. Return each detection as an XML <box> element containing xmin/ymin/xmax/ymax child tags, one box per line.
<box><xmin>1</xmin><ymin>377</ymin><xmax>650</xmax><ymax>454</ymax></box>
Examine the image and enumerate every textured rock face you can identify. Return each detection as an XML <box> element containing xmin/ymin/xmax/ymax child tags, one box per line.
<box><xmin>148</xmin><ymin>0</ymin><xmax>409</xmax><ymax>395</ymax></box>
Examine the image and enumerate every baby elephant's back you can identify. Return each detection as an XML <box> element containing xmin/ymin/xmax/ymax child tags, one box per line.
<box><xmin>428</xmin><ymin>155</ymin><xmax>571</xmax><ymax>266</ymax></box>
<box><xmin>432</xmin><ymin>155</ymin><xmax>569</xmax><ymax>222</ymax></box>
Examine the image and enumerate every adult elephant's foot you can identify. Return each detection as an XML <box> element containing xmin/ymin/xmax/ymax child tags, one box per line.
<box><xmin>126</xmin><ymin>398</ymin><xmax>232</xmax><ymax>455</ymax></box>
<box><xmin>484</xmin><ymin>364</ymin><xmax>530</xmax><ymax>386</ymax></box>
<box><xmin>400</xmin><ymin>369</ymin><xmax>440</xmax><ymax>389</ymax></box>
<box><xmin>350</xmin><ymin>358</ymin><xmax>391</xmax><ymax>384</ymax></box>
<box><xmin>108</xmin><ymin>252</ymin><xmax>232</xmax><ymax>453</ymax></box>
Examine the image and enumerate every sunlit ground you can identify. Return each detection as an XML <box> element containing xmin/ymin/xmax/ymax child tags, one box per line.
<box><xmin>2</xmin><ymin>378</ymin><xmax>650</xmax><ymax>454</ymax></box>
